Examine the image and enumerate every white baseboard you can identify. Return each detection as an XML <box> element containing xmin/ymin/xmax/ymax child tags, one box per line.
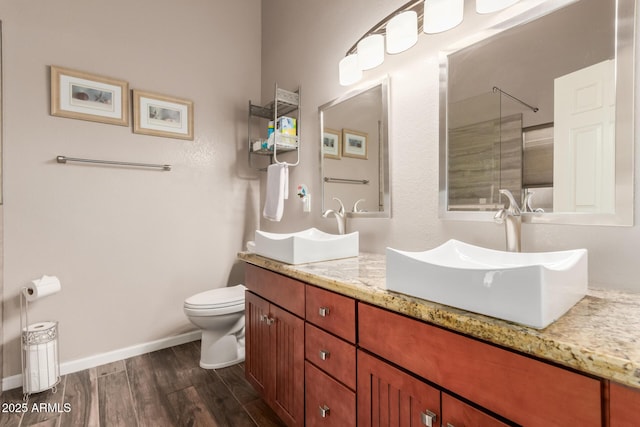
<box><xmin>2</xmin><ymin>330</ymin><xmax>201</xmax><ymax>392</ymax></box>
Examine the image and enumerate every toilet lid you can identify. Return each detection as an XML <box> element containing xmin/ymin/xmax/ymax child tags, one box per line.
<box><xmin>184</xmin><ymin>284</ymin><xmax>246</xmax><ymax>310</ymax></box>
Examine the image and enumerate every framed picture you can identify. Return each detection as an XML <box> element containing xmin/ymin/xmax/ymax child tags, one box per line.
<box><xmin>342</xmin><ymin>129</ymin><xmax>368</xmax><ymax>159</ymax></box>
<box><xmin>323</xmin><ymin>128</ymin><xmax>341</xmax><ymax>159</ymax></box>
<box><xmin>133</xmin><ymin>90</ymin><xmax>194</xmax><ymax>140</ymax></box>
<box><xmin>50</xmin><ymin>66</ymin><xmax>129</xmax><ymax>126</ymax></box>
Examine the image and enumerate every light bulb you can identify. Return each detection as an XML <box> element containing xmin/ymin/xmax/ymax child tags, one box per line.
<box><xmin>339</xmin><ymin>54</ymin><xmax>363</xmax><ymax>86</ymax></box>
<box><xmin>386</xmin><ymin>11</ymin><xmax>418</xmax><ymax>54</ymax></box>
<box><xmin>357</xmin><ymin>34</ymin><xmax>385</xmax><ymax>70</ymax></box>
<box><xmin>424</xmin><ymin>0</ymin><xmax>464</xmax><ymax>34</ymax></box>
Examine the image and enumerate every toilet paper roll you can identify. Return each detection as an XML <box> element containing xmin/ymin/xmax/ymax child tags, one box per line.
<box><xmin>22</xmin><ymin>322</ymin><xmax>59</xmax><ymax>393</ymax></box>
<box><xmin>24</xmin><ymin>275</ymin><xmax>61</xmax><ymax>301</ymax></box>
<box><xmin>24</xmin><ymin>339</ymin><xmax>59</xmax><ymax>393</ymax></box>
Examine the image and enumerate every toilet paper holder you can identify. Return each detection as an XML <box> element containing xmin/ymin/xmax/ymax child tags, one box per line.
<box><xmin>20</xmin><ymin>281</ymin><xmax>61</xmax><ymax>400</ymax></box>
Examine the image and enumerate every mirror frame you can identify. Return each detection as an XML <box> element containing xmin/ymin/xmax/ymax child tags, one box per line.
<box><xmin>439</xmin><ymin>0</ymin><xmax>635</xmax><ymax>226</ymax></box>
<box><xmin>319</xmin><ymin>76</ymin><xmax>391</xmax><ymax>218</ymax></box>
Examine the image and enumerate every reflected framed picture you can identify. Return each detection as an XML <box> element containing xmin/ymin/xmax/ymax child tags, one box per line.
<box><xmin>323</xmin><ymin>128</ymin><xmax>341</xmax><ymax>159</ymax></box>
<box><xmin>342</xmin><ymin>128</ymin><xmax>368</xmax><ymax>159</ymax></box>
<box><xmin>50</xmin><ymin>65</ymin><xmax>129</xmax><ymax>126</ymax></box>
<box><xmin>133</xmin><ymin>90</ymin><xmax>194</xmax><ymax>140</ymax></box>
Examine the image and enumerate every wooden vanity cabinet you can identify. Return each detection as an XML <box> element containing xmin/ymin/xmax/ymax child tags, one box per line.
<box><xmin>245</xmin><ymin>265</ymin><xmax>305</xmax><ymax>427</ymax></box>
<box><xmin>358</xmin><ymin>302</ymin><xmax>603</xmax><ymax>427</ymax></box>
<box><xmin>243</xmin><ymin>263</ymin><xmax>638</xmax><ymax>427</ymax></box>
<box><xmin>609</xmin><ymin>382</ymin><xmax>640</xmax><ymax>426</ymax></box>
<box><xmin>357</xmin><ymin>349</ymin><xmax>441</xmax><ymax>427</ymax></box>
<box><xmin>304</xmin><ymin>285</ymin><xmax>357</xmax><ymax>427</ymax></box>
<box><xmin>306</xmin><ymin>285</ymin><xmax>356</xmax><ymax>343</ymax></box>
<box><xmin>358</xmin><ymin>340</ymin><xmax>509</xmax><ymax>427</ymax></box>
<box><xmin>441</xmin><ymin>393</ymin><xmax>510</xmax><ymax>427</ymax></box>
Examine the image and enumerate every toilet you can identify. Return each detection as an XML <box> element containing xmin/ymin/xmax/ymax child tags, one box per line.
<box><xmin>183</xmin><ymin>284</ymin><xmax>246</xmax><ymax>369</ymax></box>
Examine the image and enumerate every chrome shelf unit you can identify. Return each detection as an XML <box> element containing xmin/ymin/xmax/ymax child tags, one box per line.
<box><xmin>248</xmin><ymin>83</ymin><xmax>300</xmax><ymax>170</ymax></box>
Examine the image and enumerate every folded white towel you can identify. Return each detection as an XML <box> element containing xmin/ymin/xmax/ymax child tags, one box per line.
<box><xmin>263</xmin><ymin>163</ymin><xmax>289</xmax><ymax>221</ymax></box>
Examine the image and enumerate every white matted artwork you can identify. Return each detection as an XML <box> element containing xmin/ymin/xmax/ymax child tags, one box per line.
<box><xmin>342</xmin><ymin>128</ymin><xmax>368</xmax><ymax>159</ymax></box>
<box><xmin>50</xmin><ymin>65</ymin><xmax>129</xmax><ymax>126</ymax></box>
<box><xmin>133</xmin><ymin>90</ymin><xmax>193</xmax><ymax>140</ymax></box>
<box><xmin>323</xmin><ymin>128</ymin><xmax>341</xmax><ymax>159</ymax></box>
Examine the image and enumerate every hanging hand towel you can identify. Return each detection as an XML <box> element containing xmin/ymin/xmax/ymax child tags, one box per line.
<box><xmin>263</xmin><ymin>163</ymin><xmax>289</xmax><ymax>221</ymax></box>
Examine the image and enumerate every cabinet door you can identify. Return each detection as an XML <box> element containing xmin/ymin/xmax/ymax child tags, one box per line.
<box><xmin>610</xmin><ymin>382</ymin><xmax>640</xmax><ymax>427</ymax></box>
<box><xmin>305</xmin><ymin>362</ymin><xmax>356</xmax><ymax>427</ymax></box>
<box><xmin>272</xmin><ymin>304</ymin><xmax>305</xmax><ymax>427</ymax></box>
<box><xmin>357</xmin><ymin>350</ymin><xmax>440</xmax><ymax>427</ymax></box>
<box><xmin>442</xmin><ymin>393</ymin><xmax>510</xmax><ymax>427</ymax></box>
<box><xmin>359</xmin><ymin>302</ymin><xmax>602</xmax><ymax>427</ymax></box>
<box><xmin>245</xmin><ymin>291</ymin><xmax>272</xmax><ymax>396</ymax></box>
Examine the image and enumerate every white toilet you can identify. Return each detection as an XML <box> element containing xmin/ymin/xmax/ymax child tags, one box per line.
<box><xmin>183</xmin><ymin>284</ymin><xmax>246</xmax><ymax>369</ymax></box>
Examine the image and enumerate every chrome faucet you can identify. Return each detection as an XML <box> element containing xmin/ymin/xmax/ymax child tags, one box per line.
<box><xmin>353</xmin><ymin>199</ymin><xmax>366</xmax><ymax>213</ymax></box>
<box><xmin>523</xmin><ymin>190</ymin><xmax>545</xmax><ymax>214</ymax></box>
<box><xmin>494</xmin><ymin>189</ymin><xmax>521</xmax><ymax>252</ymax></box>
<box><xmin>323</xmin><ymin>197</ymin><xmax>346</xmax><ymax>235</ymax></box>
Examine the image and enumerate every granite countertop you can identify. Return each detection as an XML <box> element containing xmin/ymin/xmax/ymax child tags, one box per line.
<box><xmin>238</xmin><ymin>252</ymin><xmax>640</xmax><ymax>390</ymax></box>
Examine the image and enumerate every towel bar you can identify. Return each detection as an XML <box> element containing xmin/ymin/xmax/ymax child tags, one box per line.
<box><xmin>56</xmin><ymin>156</ymin><xmax>171</xmax><ymax>171</ymax></box>
<box><xmin>324</xmin><ymin>177</ymin><xmax>369</xmax><ymax>184</ymax></box>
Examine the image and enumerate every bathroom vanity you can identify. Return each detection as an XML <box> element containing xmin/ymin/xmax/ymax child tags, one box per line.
<box><xmin>239</xmin><ymin>252</ymin><xmax>640</xmax><ymax>427</ymax></box>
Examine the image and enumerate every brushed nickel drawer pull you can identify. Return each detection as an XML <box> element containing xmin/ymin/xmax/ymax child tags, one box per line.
<box><xmin>319</xmin><ymin>349</ymin><xmax>330</xmax><ymax>360</ymax></box>
<box><xmin>319</xmin><ymin>405</ymin><xmax>330</xmax><ymax>418</ymax></box>
<box><xmin>260</xmin><ymin>314</ymin><xmax>274</xmax><ymax>325</ymax></box>
<box><xmin>318</xmin><ymin>307</ymin><xmax>330</xmax><ymax>317</ymax></box>
<box><xmin>420</xmin><ymin>410</ymin><xmax>437</xmax><ymax>427</ymax></box>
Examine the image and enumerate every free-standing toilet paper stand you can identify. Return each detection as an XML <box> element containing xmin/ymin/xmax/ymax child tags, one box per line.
<box><xmin>20</xmin><ymin>288</ymin><xmax>61</xmax><ymax>401</ymax></box>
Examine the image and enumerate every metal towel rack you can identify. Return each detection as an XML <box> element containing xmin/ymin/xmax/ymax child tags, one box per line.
<box><xmin>324</xmin><ymin>177</ymin><xmax>369</xmax><ymax>184</ymax></box>
<box><xmin>56</xmin><ymin>156</ymin><xmax>171</xmax><ymax>171</ymax></box>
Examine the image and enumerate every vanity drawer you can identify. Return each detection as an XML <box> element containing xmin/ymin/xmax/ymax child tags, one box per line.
<box><xmin>306</xmin><ymin>285</ymin><xmax>356</xmax><ymax>343</ymax></box>
<box><xmin>305</xmin><ymin>323</ymin><xmax>356</xmax><ymax>390</ymax></box>
<box><xmin>609</xmin><ymin>382</ymin><xmax>640</xmax><ymax>426</ymax></box>
<box><xmin>358</xmin><ymin>302</ymin><xmax>602</xmax><ymax>427</ymax></box>
<box><xmin>305</xmin><ymin>361</ymin><xmax>356</xmax><ymax>427</ymax></box>
<box><xmin>442</xmin><ymin>393</ymin><xmax>510</xmax><ymax>427</ymax></box>
<box><xmin>245</xmin><ymin>264</ymin><xmax>305</xmax><ymax>317</ymax></box>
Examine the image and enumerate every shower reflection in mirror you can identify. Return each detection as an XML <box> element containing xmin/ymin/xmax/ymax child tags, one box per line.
<box><xmin>440</xmin><ymin>0</ymin><xmax>632</xmax><ymax>225</ymax></box>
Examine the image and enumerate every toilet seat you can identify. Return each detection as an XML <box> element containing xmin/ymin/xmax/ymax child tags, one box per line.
<box><xmin>184</xmin><ymin>284</ymin><xmax>246</xmax><ymax>316</ymax></box>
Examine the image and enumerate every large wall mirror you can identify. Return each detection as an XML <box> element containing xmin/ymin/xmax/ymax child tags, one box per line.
<box><xmin>439</xmin><ymin>0</ymin><xmax>634</xmax><ymax>226</ymax></box>
<box><xmin>319</xmin><ymin>77</ymin><xmax>390</xmax><ymax>218</ymax></box>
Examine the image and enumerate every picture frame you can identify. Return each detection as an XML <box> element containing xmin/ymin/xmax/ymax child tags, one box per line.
<box><xmin>342</xmin><ymin>128</ymin><xmax>368</xmax><ymax>159</ymax></box>
<box><xmin>322</xmin><ymin>128</ymin><xmax>341</xmax><ymax>159</ymax></box>
<box><xmin>133</xmin><ymin>90</ymin><xmax>194</xmax><ymax>140</ymax></box>
<box><xmin>50</xmin><ymin>65</ymin><xmax>129</xmax><ymax>126</ymax></box>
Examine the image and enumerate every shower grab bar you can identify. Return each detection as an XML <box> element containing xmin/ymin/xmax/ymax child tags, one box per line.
<box><xmin>324</xmin><ymin>177</ymin><xmax>369</xmax><ymax>184</ymax></box>
<box><xmin>56</xmin><ymin>156</ymin><xmax>172</xmax><ymax>171</ymax></box>
<box><xmin>492</xmin><ymin>86</ymin><xmax>539</xmax><ymax>113</ymax></box>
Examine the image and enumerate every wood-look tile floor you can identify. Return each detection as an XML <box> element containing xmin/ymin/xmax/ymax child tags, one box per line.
<box><xmin>0</xmin><ymin>341</ymin><xmax>286</xmax><ymax>427</ymax></box>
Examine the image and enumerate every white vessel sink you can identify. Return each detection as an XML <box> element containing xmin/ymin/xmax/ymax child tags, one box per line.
<box><xmin>385</xmin><ymin>240</ymin><xmax>588</xmax><ymax>328</ymax></box>
<box><xmin>253</xmin><ymin>228</ymin><xmax>359</xmax><ymax>265</ymax></box>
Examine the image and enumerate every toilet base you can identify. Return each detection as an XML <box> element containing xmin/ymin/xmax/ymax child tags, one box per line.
<box><xmin>199</xmin><ymin>332</ymin><xmax>245</xmax><ymax>370</ymax></box>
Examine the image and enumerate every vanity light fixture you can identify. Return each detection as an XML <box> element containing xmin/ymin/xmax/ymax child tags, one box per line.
<box><xmin>386</xmin><ymin>10</ymin><xmax>419</xmax><ymax>54</ymax></box>
<box><xmin>424</xmin><ymin>0</ymin><xmax>464</xmax><ymax>34</ymax></box>
<box><xmin>358</xmin><ymin>34</ymin><xmax>385</xmax><ymax>70</ymax></box>
<box><xmin>338</xmin><ymin>0</ymin><xmax>521</xmax><ymax>85</ymax></box>
<box><xmin>339</xmin><ymin>54</ymin><xmax>363</xmax><ymax>86</ymax></box>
